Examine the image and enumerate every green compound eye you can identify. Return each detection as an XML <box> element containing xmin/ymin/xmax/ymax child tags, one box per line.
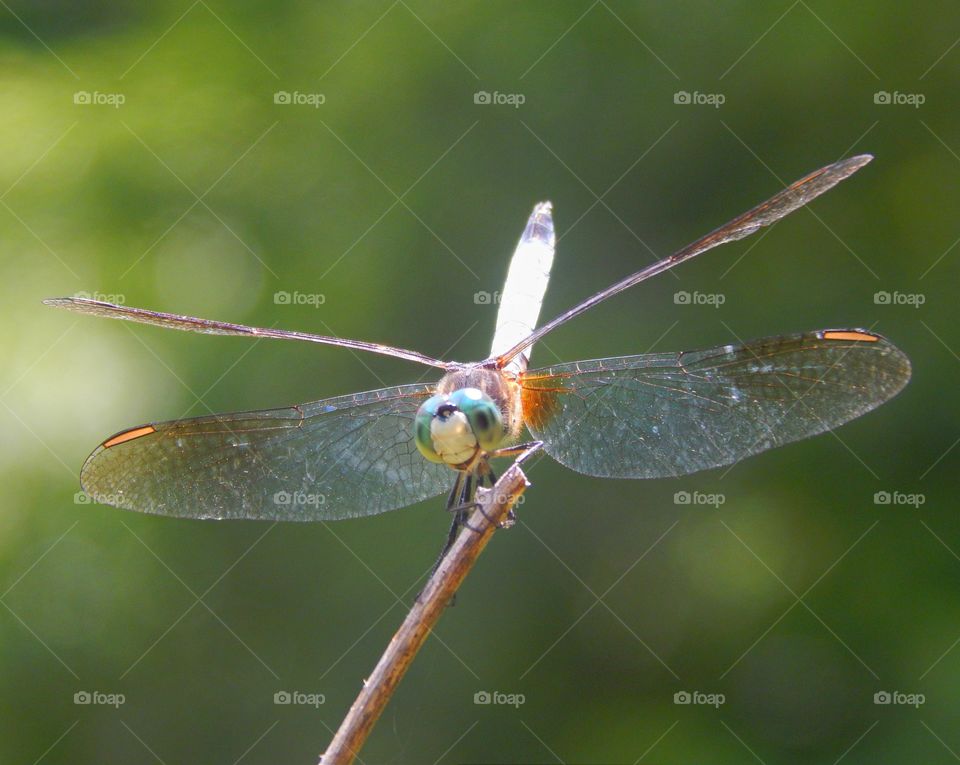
<box><xmin>413</xmin><ymin>388</ymin><xmax>504</xmax><ymax>466</ymax></box>
<box><xmin>414</xmin><ymin>394</ymin><xmax>447</xmax><ymax>464</ymax></box>
<box><xmin>447</xmin><ymin>388</ymin><xmax>503</xmax><ymax>452</ymax></box>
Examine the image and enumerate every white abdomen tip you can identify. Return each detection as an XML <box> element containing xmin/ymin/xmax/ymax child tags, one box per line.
<box><xmin>490</xmin><ymin>202</ymin><xmax>556</xmax><ymax>372</ymax></box>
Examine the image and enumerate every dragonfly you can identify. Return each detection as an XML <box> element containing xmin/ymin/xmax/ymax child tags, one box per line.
<box><xmin>47</xmin><ymin>154</ymin><xmax>910</xmax><ymax>559</ymax></box>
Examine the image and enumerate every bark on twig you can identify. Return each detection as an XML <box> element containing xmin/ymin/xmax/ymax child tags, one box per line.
<box><xmin>319</xmin><ymin>457</ymin><xmax>534</xmax><ymax>765</ymax></box>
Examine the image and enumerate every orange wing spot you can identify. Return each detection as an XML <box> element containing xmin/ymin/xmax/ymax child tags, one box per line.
<box><xmin>520</xmin><ymin>381</ymin><xmax>565</xmax><ymax>431</ymax></box>
<box><xmin>821</xmin><ymin>331</ymin><xmax>879</xmax><ymax>343</ymax></box>
<box><xmin>103</xmin><ymin>425</ymin><xmax>156</xmax><ymax>448</ymax></box>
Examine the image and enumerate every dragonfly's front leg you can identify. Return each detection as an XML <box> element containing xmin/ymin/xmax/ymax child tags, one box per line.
<box><xmin>446</xmin><ymin>472</ymin><xmax>477</xmax><ymax>546</ymax></box>
<box><xmin>445</xmin><ymin>442</ymin><xmax>543</xmax><ymax>536</ymax></box>
<box><xmin>421</xmin><ymin>441</ymin><xmax>544</xmax><ymax>599</ymax></box>
<box><xmin>490</xmin><ymin>440</ymin><xmax>544</xmax><ymax>464</ymax></box>
<box><xmin>415</xmin><ymin>471</ymin><xmax>478</xmax><ymax>604</ymax></box>
<box><xmin>421</xmin><ymin>472</ymin><xmax>475</xmax><ymax>587</ymax></box>
<box><xmin>486</xmin><ymin>441</ymin><xmax>543</xmax><ymax>527</ymax></box>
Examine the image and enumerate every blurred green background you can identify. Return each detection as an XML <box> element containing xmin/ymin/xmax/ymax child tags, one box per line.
<box><xmin>3</xmin><ymin>2</ymin><xmax>958</xmax><ymax>763</ymax></box>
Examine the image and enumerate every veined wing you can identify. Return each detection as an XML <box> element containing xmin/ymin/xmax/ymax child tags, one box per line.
<box><xmin>43</xmin><ymin>297</ymin><xmax>447</xmax><ymax>369</ymax></box>
<box><xmin>80</xmin><ymin>383</ymin><xmax>452</xmax><ymax>520</ymax></box>
<box><xmin>496</xmin><ymin>155</ymin><xmax>873</xmax><ymax>367</ymax></box>
<box><xmin>520</xmin><ymin>330</ymin><xmax>910</xmax><ymax>479</ymax></box>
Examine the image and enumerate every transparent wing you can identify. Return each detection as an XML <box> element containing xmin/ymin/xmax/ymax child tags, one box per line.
<box><xmin>80</xmin><ymin>383</ymin><xmax>452</xmax><ymax>520</ymax></box>
<box><xmin>520</xmin><ymin>330</ymin><xmax>910</xmax><ymax>479</ymax></box>
<box><xmin>497</xmin><ymin>155</ymin><xmax>873</xmax><ymax>366</ymax></box>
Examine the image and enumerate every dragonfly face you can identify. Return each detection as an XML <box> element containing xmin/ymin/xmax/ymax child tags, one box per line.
<box><xmin>414</xmin><ymin>388</ymin><xmax>505</xmax><ymax>468</ymax></box>
<box><xmin>44</xmin><ymin>154</ymin><xmax>911</xmax><ymax>524</ymax></box>
<box><xmin>414</xmin><ymin>364</ymin><xmax>524</xmax><ymax>470</ymax></box>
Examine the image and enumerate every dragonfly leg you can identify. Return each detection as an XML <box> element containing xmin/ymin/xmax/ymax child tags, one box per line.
<box><xmin>477</xmin><ymin>466</ymin><xmax>515</xmax><ymax>528</ymax></box>
<box><xmin>418</xmin><ymin>472</ymin><xmax>479</xmax><ymax>605</ymax></box>
<box><xmin>445</xmin><ymin>464</ymin><xmax>497</xmax><ymax>527</ymax></box>
<box><xmin>489</xmin><ymin>440</ymin><xmax>542</xmax><ymax>527</ymax></box>
<box><xmin>490</xmin><ymin>440</ymin><xmax>544</xmax><ymax>463</ymax></box>
<box><xmin>420</xmin><ymin>444</ymin><xmax>544</xmax><ymax>601</ymax></box>
<box><xmin>429</xmin><ymin>473</ymin><xmax>475</xmax><ymax>573</ymax></box>
<box><xmin>452</xmin><ymin>473</ymin><xmax>488</xmax><ymax>532</ymax></box>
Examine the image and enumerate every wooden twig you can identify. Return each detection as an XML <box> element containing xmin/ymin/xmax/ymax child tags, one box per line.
<box><xmin>319</xmin><ymin>452</ymin><xmax>536</xmax><ymax>765</ymax></box>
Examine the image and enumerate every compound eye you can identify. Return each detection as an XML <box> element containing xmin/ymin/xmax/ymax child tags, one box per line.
<box><xmin>413</xmin><ymin>394</ymin><xmax>447</xmax><ymax>463</ymax></box>
<box><xmin>448</xmin><ymin>388</ymin><xmax>503</xmax><ymax>452</ymax></box>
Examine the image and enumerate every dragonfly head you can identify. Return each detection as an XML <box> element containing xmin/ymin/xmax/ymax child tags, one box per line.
<box><xmin>414</xmin><ymin>388</ymin><xmax>504</xmax><ymax>469</ymax></box>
